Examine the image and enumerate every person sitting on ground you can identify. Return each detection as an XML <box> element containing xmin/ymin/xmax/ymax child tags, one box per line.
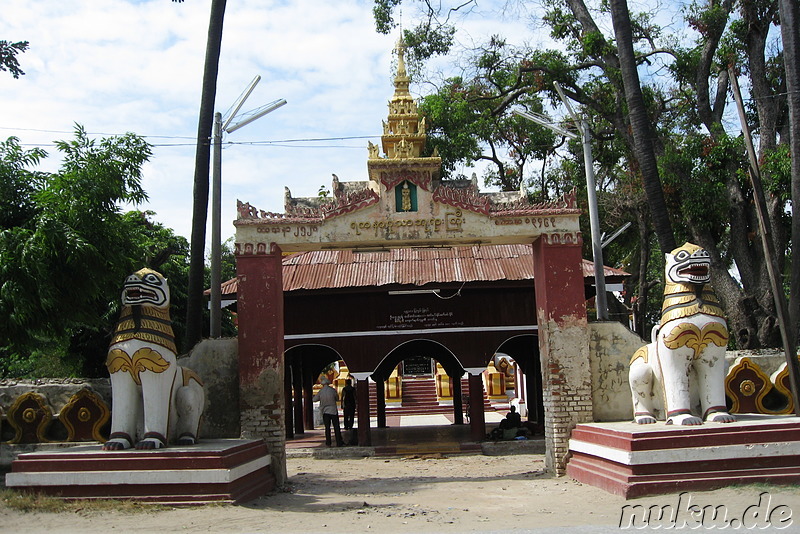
<box><xmin>313</xmin><ymin>377</ymin><xmax>344</xmax><ymax>447</ymax></box>
<box><xmin>499</xmin><ymin>405</ymin><xmax>522</xmax><ymax>430</ymax></box>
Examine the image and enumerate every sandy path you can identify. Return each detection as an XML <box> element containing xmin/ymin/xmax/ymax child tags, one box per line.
<box><xmin>2</xmin><ymin>453</ymin><xmax>799</xmax><ymax>532</ymax></box>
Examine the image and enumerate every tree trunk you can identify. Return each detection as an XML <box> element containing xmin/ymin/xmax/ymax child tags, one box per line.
<box><xmin>185</xmin><ymin>0</ymin><xmax>228</xmax><ymax>350</ymax></box>
<box><xmin>608</xmin><ymin>0</ymin><xmax>676</xmax><ymax>255</ymax></box>
<box><xmin>779</xmin><ymin>0</ymin><xmax>800</xmax><ymax>349</ymax></box>
<box><xmin>634</xmin><ymin>222</ymin><xmax>651</xmax><ymax>338</ymax></box>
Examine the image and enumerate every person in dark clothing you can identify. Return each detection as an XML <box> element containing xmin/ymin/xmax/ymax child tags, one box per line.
<box><xmin>499</xmin><ymin>405</ymin><xmax>522</xmax><ymax>430</ymax></box>
<box><xmin>341</xmin><ymin>379</ymin><xmax>357</xmax><ymax>430</ymax></box>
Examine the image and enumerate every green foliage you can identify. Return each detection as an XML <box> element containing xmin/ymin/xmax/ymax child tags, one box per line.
<box><xmin>581</xmin><ymin>31</ymin><xmax>612</xmax><ymax>59</ymax></box>
<box><xmin>204</xmin><ymin>237</ymin><xmax>238</xmax><ymax>339</ymax></box>
<box><xmin>686</xmin><ymin>1</ymin><xmax>729</xmax><ymax>37</ymax></box>
<box><xmin>417</xmin><ymin>35</ymin><xmax>560</xmax><ymax>192</ymax></box>
<box><xmin>0</xmin><ymin>137</ymin><xmax>46</xmax><ymax>230</ymax></box>
<box><xmin>659</xmin><ymin>133</ymin><xmax>743</xmax><ymax>239</ymax></box>
<box><xmin>0</xmin><ymin>40</ymin><xmax>29</xmax><ymax>78</ymax></box>
<box><xmin>373</xmin><ymin>0</ymin><xmax>402</xmax><ymax>34</ymax></box>
<box><xmin>761</xmin><ymin>144</ymin><xmax>791</xmax><ymax>201</ymax></box>
<box><xmin>0</xmin><ymin>127</ymin><xmax>207</xmax><ymax>377</ymax></box>
<box><xmin>403</xmin><ymin>25</ymin><xmax>456</xmax><ymax>64</ymax></box>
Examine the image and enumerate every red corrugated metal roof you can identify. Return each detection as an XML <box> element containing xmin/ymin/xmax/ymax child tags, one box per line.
<box><xmin>210</xmin><ymin>244</ymin><xmax>629</xmax><ymax>296</ymax></box>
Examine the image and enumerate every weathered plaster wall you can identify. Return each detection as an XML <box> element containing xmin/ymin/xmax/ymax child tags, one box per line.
<box><xmin>0</xmin><ymin>378</ymin><xmax>111</xmax><ymax>419</ymax></box>
<box><xmin>182</xmin><ymin>337</ymin><xmax>240</xmax><ymax>439</ymax></box>
<box><xmin>725</xmin><ymin>349</ymin><xmax>787</xmax><ymax>376</ymax></box>
<box><xmin>539</xmin><ymin>316</ymin><xmax>593</xmax><ymax>474</ymax></box>
<box><xmin>587</xmin><ymin>325</ymin><xmax>791</xmax><ymax>423</ymax></box>
<box><xmin>0</xmin><ymin>340</ymin><xmax>240</xmax><ymax>442</ymax></box>
<box><xmin>588</xmin><ymin>322</ymin><xmax>644</xmax><ymax>422</ymax></box>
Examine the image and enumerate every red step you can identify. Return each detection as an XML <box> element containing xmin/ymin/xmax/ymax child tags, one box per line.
<box><xmin>368</xmin><ymin>377</ymin><xmax>495</xmax><ymax>416</ymax></box>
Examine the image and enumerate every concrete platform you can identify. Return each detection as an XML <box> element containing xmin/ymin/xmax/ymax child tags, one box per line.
<box><xmin>5</xmin><ymin>439</ymin><xmax>274</xmax><ymax>504</ymax></box>
<box><xmin>567</xmin><ymin>414</ymin><xmax>800</xmax><ymax>498</ymax></box>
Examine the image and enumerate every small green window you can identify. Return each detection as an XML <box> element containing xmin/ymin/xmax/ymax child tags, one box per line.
<box><xmin>395</xmin><ymin>180</ymin><xmax>417</xmax><ymax>212</ymax></box>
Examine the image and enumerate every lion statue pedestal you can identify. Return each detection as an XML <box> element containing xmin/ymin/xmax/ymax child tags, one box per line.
<box><xmin>103</xmin><ymin>268</ymin><xmax>205</xmax><ymax>450</ymax></box>
<box><xmin>629</xmin><ymin>243</ymin><xmax>735</xmax><ymax>426</ymax></box>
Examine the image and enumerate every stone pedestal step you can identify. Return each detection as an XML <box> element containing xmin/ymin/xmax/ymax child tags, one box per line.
<box><xmin>5</xmin><ymin>439</ymin><xmax>274</xmax><ymax>504</ymax></box>
<box><xmin>566</xmin><ymin>415</ymin><xmax>800</xmax><ymax>498</ymax></box>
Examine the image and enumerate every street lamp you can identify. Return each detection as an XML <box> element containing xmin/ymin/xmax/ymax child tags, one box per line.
<box><xmin>211</xmin><ymin>75</ymin><xmax>286</xmax><ymax>337</ymax></box>
<box><xmin>513</xmin><ymin>83</ymin><xmax>608</xmax><ymax>320</ymax></box>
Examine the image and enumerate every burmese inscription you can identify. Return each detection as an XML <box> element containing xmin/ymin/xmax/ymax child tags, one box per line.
<box><xmin>377</xmin><ymin>307</ymin><xmax>464</xmax><ymax>330</ymax></box>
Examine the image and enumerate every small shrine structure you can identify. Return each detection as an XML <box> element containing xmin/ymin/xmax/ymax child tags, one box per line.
<box><xmin>235</xmin><ymin>40</ymin><xmax>593</xmax><ymax>481</ymax></box>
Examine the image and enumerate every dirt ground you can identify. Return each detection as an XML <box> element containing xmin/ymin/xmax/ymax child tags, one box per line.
<box><xmin>2</xmin><ymin>453</ymin><xmax>800</xmax><ymax>533</ymax></box>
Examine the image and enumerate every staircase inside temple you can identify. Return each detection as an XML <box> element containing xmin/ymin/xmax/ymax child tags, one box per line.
<box><xmin>368</xmin><ymin>377</ymin><xmax>495</xmax><ymax>416</ymax></box>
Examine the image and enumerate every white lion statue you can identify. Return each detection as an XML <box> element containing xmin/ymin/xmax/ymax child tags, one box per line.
<box><xmin>103</xmin><ymin>268</ymin><xmax>205</xmax><ymax>450</ymax></box>
<box><xmin>629</xmin><ymin>243</ymin><xmax>736</xmax><ymax>425</ymax></box>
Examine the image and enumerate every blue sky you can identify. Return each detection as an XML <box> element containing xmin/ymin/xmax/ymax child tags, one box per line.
<box><xmin>1</xmin><ymin>0</ymin><xmax>538</xmax><ymax>248</ymax></box>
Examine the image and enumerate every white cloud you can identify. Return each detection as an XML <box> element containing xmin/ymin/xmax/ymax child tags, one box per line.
<box><xmin>1</xmin><ymin>0</ymin><xmax>524</xmax><ymax>249</ymax></box>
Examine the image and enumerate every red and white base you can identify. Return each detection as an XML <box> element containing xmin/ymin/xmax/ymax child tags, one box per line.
<box><xmin>5</xmin><ymin>439</ymin><xmax>275</xmax><ymax>504</ymax></box>
<box><xmin>567</xmin><ymin>414</ymin><xmax>800</xmax><ymax>498</ymax></box>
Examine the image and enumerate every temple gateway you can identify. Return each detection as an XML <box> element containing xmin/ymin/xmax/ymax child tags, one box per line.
<box><xmin>233</xmin><ymin>41</ymin><xmax>635</xmax><ymax>484</ymax></box>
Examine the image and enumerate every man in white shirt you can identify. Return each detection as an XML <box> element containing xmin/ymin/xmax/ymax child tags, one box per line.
<box><xmin>313</xmin><ymin>377</ymin><xmax>344</xmax><ymax>447</ymax></box>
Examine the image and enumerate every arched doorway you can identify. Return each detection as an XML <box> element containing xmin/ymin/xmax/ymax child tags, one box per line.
<box><xmin>234</xmin><ymin>41</ymin><xmax>593</xmax><ymax>482</ymax></box>
<box><xmin>495</xmin><ymin>335</ymin><xmax>544</xmax><ymax>433</ymax></box>
<box><xmin>373</xmin><ymin>339</ymin><xmax>467</xmax><ymax>428</ymax></box>
<box><xmin>284</xmin><ymin>344</ymin><xmax>344</xmax><ymax>438</ymax></box>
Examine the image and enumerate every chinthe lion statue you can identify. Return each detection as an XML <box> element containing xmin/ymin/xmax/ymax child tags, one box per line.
<box><xmin>103</xmin><ymin>268</ymin><xmax>205</xmax><ymax>450</ymax></box>
<box><xmin>629</xmin><ymin>243</ymin><xmax>736</xmax><ymax>426</ymax></box>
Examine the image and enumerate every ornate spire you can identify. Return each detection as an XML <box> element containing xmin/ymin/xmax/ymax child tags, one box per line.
<box><xmin>394</xmin><ymin>36</ymin><xmax>410</xmax><ymax>95</ymax></box>
<box><xmin>379</xmin><ymin>35</ymin><xmax>426</xmax><ymax>160</ymax></box>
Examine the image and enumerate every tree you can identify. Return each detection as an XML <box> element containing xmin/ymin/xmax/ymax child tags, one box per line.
<box><xmin>778</xmin><ymin>0</ymin><xmax>800</xmax><ymax>347</ymax></box>
<box><xmin>0</xmin><ymin>40</ymin><xmax>28</xmax><ymax>78</ymax></box>
<box><xmin>608</xmin><ymin>0</ymin><xmax>676</xmax><ymax>254</ymax></box>
<box><xmin>0</xmin><ymin>127</ymin><xmax>154</xmax><ymax>376</ymax></box>
<box><xmin>184</xmin><ymin>0</ymin><xmax>228</xmax><ymax>350</ymax></box>
<box><xmin>375</xmin><ymin>0</ymin><xmax>794</xmax><ymax>348</ymax></box>
<box><xmin>419</xmin><ymin>61</ymin><xmax>559</xmax><ymax>193</ymax></box>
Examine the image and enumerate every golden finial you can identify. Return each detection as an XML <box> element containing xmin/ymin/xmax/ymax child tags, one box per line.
<box><xmin>395</xmin><ymin>35</ymin><xmax>408</xmax><ymax>80</ymax></box>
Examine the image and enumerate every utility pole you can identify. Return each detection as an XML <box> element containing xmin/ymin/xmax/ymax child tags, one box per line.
<box><xmin>210</xmin><ymin>76</ymin><xmax>286</xmax><ymax>337</ymax></box>
<box><xmin>513</xmin><ymin>84</ymin><xmax>609</xmax><ymax>320</ymax></box>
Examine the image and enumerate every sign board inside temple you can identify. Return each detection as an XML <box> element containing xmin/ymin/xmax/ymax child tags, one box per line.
<box><xmin>402</xmin><ymin>356</ymin><xmax>433</xmax><ymax>377</ymax></box>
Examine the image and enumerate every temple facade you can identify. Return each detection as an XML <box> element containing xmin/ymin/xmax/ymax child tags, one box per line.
<box><xmin>234</xmin><ymin>40</ymin><xmax>600</xmax><ymax>482</ymax></box>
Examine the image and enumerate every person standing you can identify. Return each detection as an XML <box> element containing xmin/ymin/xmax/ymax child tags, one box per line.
<box><xmin>341</xmin><ymin>379</ymin><xmax>357</xmax><ymax>430</ymax></box>
<box><xmin>313</xmin><ymin>377</ymin><xmax>344</xmax><ymax>447</ymax></box>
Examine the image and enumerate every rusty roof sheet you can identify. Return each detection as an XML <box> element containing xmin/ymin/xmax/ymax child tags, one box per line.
<box><xmin>213</xmin><ymin>244</ymin><xmax>629</xmax><ymax>295</ymax></box>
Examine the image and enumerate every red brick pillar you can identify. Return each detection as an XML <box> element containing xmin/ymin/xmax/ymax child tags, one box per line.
<box><xmin>235</xmin><ymin>241</ymin><xmax>287</xmax><ymax>484</ymax></box>
<box><xmin>531</xmin><ymin>234</ymin><xmax>592</xmax><ymax>474</ymax></box>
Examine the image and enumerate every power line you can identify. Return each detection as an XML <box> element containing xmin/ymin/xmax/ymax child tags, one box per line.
<box><xmin>0</xmin><ymin>126</ymin><xmax>381</xmax><ymax>146</ymax></box>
